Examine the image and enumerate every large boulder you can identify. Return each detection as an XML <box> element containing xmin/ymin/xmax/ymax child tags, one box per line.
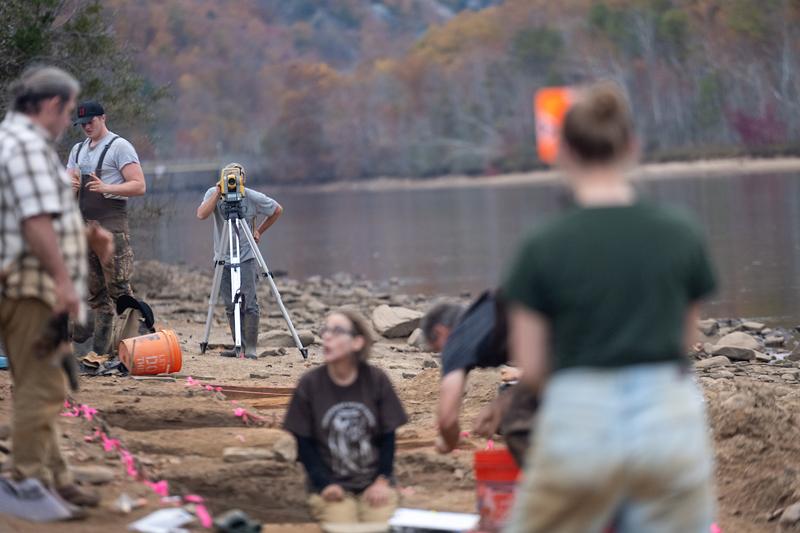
<box><xmin>711</xmin><ymin>332</ymin><xmax>761</xmax><ymax>361</ymax></box>
<box><xmin>711</xmin><ymin>346</ymin><xmax>756</xmax><ymax>361</ymax></box>
<box><xmin>372</xmin><ymin>305</ymin><xmax>422</xmax><ymax>338</ymax></box>
<box><xmin>716</xmin><ymin>331</ymin><xmax>761</xmax><ymax>350</ymax></box>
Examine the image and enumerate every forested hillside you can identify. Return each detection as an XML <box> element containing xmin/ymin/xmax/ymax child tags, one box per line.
<box><xmin>108</xmin><ymin>0</ymin><xmax>800</xmax><ymax>182</ymax></box>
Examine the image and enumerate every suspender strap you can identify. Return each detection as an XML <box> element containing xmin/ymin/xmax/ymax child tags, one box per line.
<box><xmin>95</xmin><ymin>136</ymin><xmax>119</xmax><ymax>177</ymax></box>
<box><xmin>74</xmin><ymin>135</ymin><xmax>120</xmax><ymax>177</ymax></box>
<box><xmin>74</xmin><ymin>139</ymin><xmax>88</xmax><ymax>165</ymax></box>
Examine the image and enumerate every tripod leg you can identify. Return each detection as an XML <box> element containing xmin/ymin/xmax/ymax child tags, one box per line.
<box><xmin>229</xmin><ymin>218</ymin><xmax>243</xmax><ymax>357</ymax></box>
<box><xmin>239</xmin><ymin>223</ymin><xmax>308</xmax><ymax>359</ymax></box>
<box><xmin>200</xmin><ymin>260</ymin><xmax>225</xmax><ymax>354</ymax></box>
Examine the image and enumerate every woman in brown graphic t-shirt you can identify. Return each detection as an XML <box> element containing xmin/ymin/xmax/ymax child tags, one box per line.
<box><xmin>284</xmin><ymin>309</ymin><xmax>408</xmax><ymax>525</ymax></box>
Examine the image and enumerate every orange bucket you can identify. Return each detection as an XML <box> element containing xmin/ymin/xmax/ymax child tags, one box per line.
<box><xmin>474</xmin><ymin>449</ymin><xmax>520</xmax><ymax>532</ymax></box>
<box><xmin>118</xmin><ymin>330</ymin><xmax>182</xmax><ymax>375</ymax></box>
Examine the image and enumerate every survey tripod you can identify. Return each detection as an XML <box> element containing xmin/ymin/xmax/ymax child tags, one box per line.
<box><xmin>199</xmin><ymin>200</ymin><xmax>307</xmax><ymax>360</ymax></box>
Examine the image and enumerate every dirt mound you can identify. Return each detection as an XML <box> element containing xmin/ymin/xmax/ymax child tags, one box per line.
<box><xmin>704</xmin><ymin>376</ymin><xmax>800</xmax><ymax>526</ymax></box>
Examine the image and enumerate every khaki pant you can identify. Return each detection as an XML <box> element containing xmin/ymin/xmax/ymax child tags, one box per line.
<box><xmin>308</xmin><ymin>489</ymin><xmax>398</xmax><ymax>525</ymax></box>
<box><xmin>0</xmin><ymin>298</ymin><xmax>72</xmax><ymax>488</ymax></box>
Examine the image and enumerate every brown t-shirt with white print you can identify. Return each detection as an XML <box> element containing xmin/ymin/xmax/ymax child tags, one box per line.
<box><xmin>284</xmin><ymin>363</ymin><xmax>408</xmax><ymax>492</ymax></box>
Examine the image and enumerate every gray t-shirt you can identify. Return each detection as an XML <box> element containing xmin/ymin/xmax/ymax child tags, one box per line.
<box><xmin>66</xmin><ymin>131</ymin><xmax>140</xmax><ymax>201</ymax></box>
<box><xmin>202</xmin><ymin>186</ymin><xmax>279</xmax><ymax>262</ymax></box>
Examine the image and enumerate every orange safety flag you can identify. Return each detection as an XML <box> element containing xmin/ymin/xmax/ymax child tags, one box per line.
<box><xmin>534</xmin><ymin>87</ymin><xmax>574</xmax><ymax>165</ymax></box>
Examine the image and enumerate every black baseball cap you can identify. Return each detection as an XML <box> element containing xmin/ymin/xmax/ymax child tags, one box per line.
<box><xmin>73</xmin><ymin>101</ymin><xmax>104</xmax><ymax>125</ymax></box>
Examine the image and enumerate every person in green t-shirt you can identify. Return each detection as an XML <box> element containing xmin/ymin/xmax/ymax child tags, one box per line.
<box><xmin>503</xmin><ymin>82</ymin><xmax>717</xmax><ymax>533</ymax></box>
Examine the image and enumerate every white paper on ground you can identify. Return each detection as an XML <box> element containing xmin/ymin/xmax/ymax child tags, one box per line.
<box><xmin>127</xmin><ymin>507</ymin><xmax>194</xmax><ymax>533</ymax></box>
<box><xmin>388</xmin><ymin>508</ymin><xmax>480</xmax><ymax>531</ymax></box>
<box><xmin>0</xmin><ymin>477</ymin><xmax>73</xmax><ymax>522</ymax></box>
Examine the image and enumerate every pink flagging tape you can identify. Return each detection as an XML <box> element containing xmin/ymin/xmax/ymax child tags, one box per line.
<box><xmin>61</xmin><ymin>403</ymin><xmax>98</xmax><ymax>421</ymax></box>
<box><xmin>64</xmin><ymin>398</ymin><xmax>215</xmax><ymax>528</ymax></box>
<box><xmin>145</xmin><ymin>480</ymin><xmax>170</xmax><ymax>498</ymax></box>
<box><xmin>195</xmin><ymin>504</ymin><xmax>213</xmax><ymax>528</ymax></box>
<box><xmin>485</xmin><ymin>439</ymin><xmax>495</xmax><ymax>450</ymax></box>
<box><xmin>233</xmin><ymin>406</ymin><xmax>264</xmax><ymax>425</ymax></box>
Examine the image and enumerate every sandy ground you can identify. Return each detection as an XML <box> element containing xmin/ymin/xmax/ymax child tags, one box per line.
<box><xmin>1</xmin><ymin>261</ymin><xmax>800</xmax><ymax>532</ymax></box>
<box><xmin>268</xmin><ymin>157</ymin><xmax>800</xmax><ymax>194</ymax></box>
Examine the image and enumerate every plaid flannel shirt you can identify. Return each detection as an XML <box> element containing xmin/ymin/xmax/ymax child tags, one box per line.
<box><xmin>0</xmin><ymin>112</ymin><xmax>87</xmax><ymax>309</ymax></box>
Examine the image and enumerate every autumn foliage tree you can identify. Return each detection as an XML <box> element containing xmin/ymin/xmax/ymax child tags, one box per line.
<box><xmin>105</xmin><ymin>0</ymin><xmax>800</xmax><ymax>183</ymax></box>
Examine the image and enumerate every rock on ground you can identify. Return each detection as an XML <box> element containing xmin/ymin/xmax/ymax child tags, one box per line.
<box><xmin>695</xmin><ymin>356</ymin><xmax>731</xmax><ymax>369</ymax></box>
<box><xmin>711</xmin><ymin>332</ymin><xmax>762</xmax><ymax>361</ymax></box>
<box><xmin>272</xmin><ymin>434</ymin><xmax>297</xmax><ymax>463</ymax></box>
<box><xmin>258</xmin><ymin>330</ymin><xmax>315</xmax><ymax>348</ymax></box>
<box><xmin>222</xmin><ymin>447</ymin><xmax>275</xmax><ymax>463</ymax></box>
<box><xmin>372</xmin><ymin>305</ymin><xmax>423</xmax><ymax>338</ymax></box>
<box><xmin>407</xmin><ymin>328</ymin><xmax>427</xmax><ymax>349</ymax></box>
<box><xmin>72</xmin><ymin>465</ymin><xmax>116</xmax><ymax>485</ymax></box>
<box><xmin>780</xmin><ymin>502</ymin><xmax>800</xmax><ymax>525</ymax></box>
<box><xmin>715</xmin><ymin>332</ymin><xmax>761</xmax><ymax>350</ymax></box>
<box><xmin>697</xmin><ymin>319</ymin><xmax>719</xmax><ymax>336</ymax></box>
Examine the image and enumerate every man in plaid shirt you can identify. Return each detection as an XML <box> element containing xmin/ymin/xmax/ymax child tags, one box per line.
<box><xmin>0</xmin><ymin>66</ymin><xmax>111</xmax><ymax>512</ymax></box>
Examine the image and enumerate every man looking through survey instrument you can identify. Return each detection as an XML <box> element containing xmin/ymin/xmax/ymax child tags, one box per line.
<box><xmin>197</xmin><ymin>162</ymin><xmax>283</xmax><ymax>359</ymax></box>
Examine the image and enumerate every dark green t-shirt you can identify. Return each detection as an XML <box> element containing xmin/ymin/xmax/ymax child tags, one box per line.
<box><xmin>503</xmin><ymin>202</ymin><xmax>716</xmax><ymax>371</ymax></box>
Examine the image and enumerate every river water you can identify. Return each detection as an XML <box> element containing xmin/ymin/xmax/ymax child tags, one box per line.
<box><xmin>131</xmin><ymin>172</ymin><xmax>800</xmax><ymax>325</ymax></box>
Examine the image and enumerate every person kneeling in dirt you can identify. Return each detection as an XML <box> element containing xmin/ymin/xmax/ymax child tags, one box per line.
<box><xmin>196</xmin><ymin>163</ymin><xmax>282</xmax><ymax>358</ymax></box>
<box><xmin>421</xmin><ymin>292</ymin><xmax>538</xmax><ymax>467</ymax></box>
<box><xmin>284</xmin><ymin>309</ymin><xmax>408</xmax><ymax>526</ymax></box>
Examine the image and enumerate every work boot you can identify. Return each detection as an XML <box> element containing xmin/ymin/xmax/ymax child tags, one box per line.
<box><xmin>57</xmin><ymin>484</ymin><xmax>101</xmax><ymax>508</ymax></box>
<box><xmin>243</xmin><ymin>315</ymin><xmax>259</xmax><ymax>360</ymax></box>
<box><xmin>221</xmin><ymin>314</ymin><xmax>242</xmax><ymax>358</ymax></box>
<box><xmin>91</xmin><ymin>312</ymin><xmax>114</xmax><ymax>356</ymax></box>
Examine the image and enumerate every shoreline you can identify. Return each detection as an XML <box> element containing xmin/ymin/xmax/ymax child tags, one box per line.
<box><xmin>267</xmin><ymin>156</ymin><xmax>800</xmax><ymax>194</ymax></box>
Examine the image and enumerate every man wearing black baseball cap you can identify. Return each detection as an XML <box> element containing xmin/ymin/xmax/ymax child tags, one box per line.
<box><xmin>66</xmin><ymin>101</ymin><xmax>146</xmax><ymax>356</ymax></box>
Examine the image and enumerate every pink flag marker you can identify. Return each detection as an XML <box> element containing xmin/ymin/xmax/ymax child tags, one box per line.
<box><xmin>195</xmin><ymin>504</ymin><xmax>213</xmax><ymax>528</ymax></box>
<box><xmin>146</xmin><ymin>480</ymin><xmax>169</xmax><ymax>497</ymax></box>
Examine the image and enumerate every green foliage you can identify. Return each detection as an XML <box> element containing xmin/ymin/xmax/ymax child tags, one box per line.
<box><xmin>0</xmin><ymin>0</ymin><xmax>165</xmax><ymax>153</ymax></box>
<box><xmin>725</xmin><ymin>0</ymin><xmax>769</xmax><ymax>40</ymax></box>
<box><xmin>589</xmin><ymin>1</ymin><xmax>689</xmax><ymax>63</ymax></box>
<box><xmin>657</xmin><ymin>8</ymin><xmax>689</xmax><ymax>61</ymax></box>
<box><xmin>693</xmin><ymin>73</ymin><xmax>724</xmax><ymax>134</ymax></box>
<box><xmin>511</xmin><ymin>27</ymin><xmax>563</xmax><ymax>74</ymax></box>
<box><xmin>588</xmin><ymin>3</ymin><xmax>640</xmax><ymax>57</ymax></box>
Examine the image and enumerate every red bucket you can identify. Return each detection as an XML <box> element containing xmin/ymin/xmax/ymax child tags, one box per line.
<box><xmin>474</xmin><ymin>449</ymin><xmax>520</xmax><ymax>532</ymax></box>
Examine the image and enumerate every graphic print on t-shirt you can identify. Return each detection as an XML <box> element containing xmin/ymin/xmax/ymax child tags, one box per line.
<box><xmin>322</xmin><ymin>401</ymin><xmax>377</xmax><ymax>477</ymax></box>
